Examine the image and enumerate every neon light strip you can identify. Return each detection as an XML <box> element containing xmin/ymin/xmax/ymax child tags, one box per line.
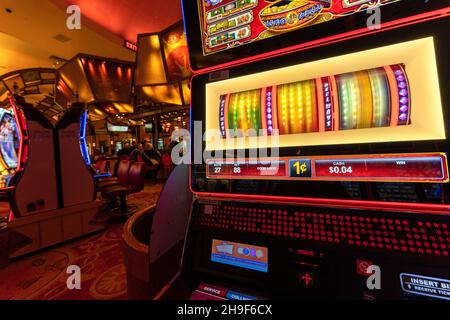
<box><xmin>79</xmin><ymin>110</ymin><xmax>91</xmax><ymax>166</ymax></box>
<box><xmin>266</xmin><ymin>88</ymin><xmax>273</xmax><ymax>135</ymax></box>
<box><xmin>224</xmin><ymin>94</ymin><xmax>230</xmax><ymax>138</ymax></box>
<box><xmin>322</xmin><ymin>78</ymin><xmax>333</xmax><ymax>130</ymax></box>
<box><xmin>219</xmin><ymin>95</ymin><xmax>226</xmax><ymax>137</ymax></box>
<box><xmin>392</xmin><ymin>64</ymin><xmax>411</xmax><ymax>125</ymax></box>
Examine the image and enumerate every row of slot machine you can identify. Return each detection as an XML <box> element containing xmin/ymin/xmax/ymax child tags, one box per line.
<box><xmin>161</xmin><ymin>0</ymin><xmax>450</xmax><ymax>300</ymax></box>
<box><xmin>0</xmin><ymin>97</ymin><xmax>96</xmax><ymax>220</ymax></box>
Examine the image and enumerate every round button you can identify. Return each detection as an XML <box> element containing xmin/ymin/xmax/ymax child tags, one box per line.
<box><xmin>256</xmin><ymin>250</ymin><xmax>264</xmax><ymax>259</ymax></box>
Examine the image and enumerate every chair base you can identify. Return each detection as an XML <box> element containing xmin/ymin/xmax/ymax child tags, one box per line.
<box><xmin>102</xmin><ymin>195</ymin><xmax>138</xmax><ymax>224</ymax></box>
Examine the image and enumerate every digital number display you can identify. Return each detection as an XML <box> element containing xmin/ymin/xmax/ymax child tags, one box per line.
<box><xmin>206</xmin><ymin>153</ymin><xmax>449</xmax><ymax>183</ymax></box>
<box><xmin>328</xmin><ymin>166</ymin><xmax>353</xmax><ymax>175</ymax></box>
<box><xmin>209</xmin><ymin>160</ymin><xmax>286</xmax><ymax>177</ymax></box>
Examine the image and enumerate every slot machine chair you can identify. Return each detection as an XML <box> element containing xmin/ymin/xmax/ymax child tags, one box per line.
<box><xmin>93</xmin><ymin>156</ymin><xmax>109</xmax><ymax>175</ymax></box>
<box><xmin>98</xmin><ymin>160</ymin><xmax>131</xmax><ymax>189</ymax></box>
<box><xmin>160</xmin><ymin>154</ymin><xmax>174</xmax><ymax>179</ymax></box>
<box><xmin>114</xmin><ymin>154</ymin><xmax>130</xmax><ymax>176</ymax></box>
<box><xmin>101</xmin><ymin>162</ymin><xmax>147</xmax><ymax>216</ymax></box>
<box><xmin>98</xmin><ymin>159</ymin><xmax>132</xmax><ymax>213</ymax></box>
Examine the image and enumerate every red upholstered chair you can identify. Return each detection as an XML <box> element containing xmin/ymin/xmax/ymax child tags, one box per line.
<box><xmin>113</xmin><ymin>154</ymin><xmax>130</xmax><ymax>175</ymax></box>
<box><xmin>145</xmin><ymin>163</ymin><xmax>159</xmax><ymax>181</ymax></box>
<box><xmin>94</xmin><ymin>156</ymin><xmax>108</xmax><ymax>174</ymax></box>
<box><xmin>98</xmin><ymin>160</ymin><xmax>131</xmax><ymax>189</ymax></box>
<box><xmin>101</xmin><ymin>162</ymin><xmax>147</xmax><ymax>215</ymax></box>
<box><xmin>161</xmin><ymin>154</ymin><xmax>174</xmax><ymax>178</ymax></box>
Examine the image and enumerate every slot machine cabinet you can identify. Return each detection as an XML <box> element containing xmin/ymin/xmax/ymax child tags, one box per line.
<box><xmin>5</xmin><ymin>101</ymin><xmax>103</xmax><ymax>260</ymax></box>
<box><xmin>164</xmin><ymin>0</ymin><xmax>450</xmax><ymax>301</ymax></box>
<box><xmin>11</xmin><ymin>102</ymin><xmax>59</xmax><ymax>217</ymax></box>
<box><xmin>0</xmin><ymin>98</ymin><xmax>31</xmax><ymax>263</ymax></box>
<box><xmin>55</xmin><ymin>103</ymin><xmax>96</xmax><ymax>207</ymax></box>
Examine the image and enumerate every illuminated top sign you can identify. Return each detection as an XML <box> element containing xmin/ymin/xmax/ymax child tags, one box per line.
<box><xmin>197</xmin><ymin>0</ymin><xmax>401</xmax><ymax>56</ymax></box>
<box><xmin>107</xmin><ymin>123</ymin><xmax>129</xmax><ymax>132</ymax></box>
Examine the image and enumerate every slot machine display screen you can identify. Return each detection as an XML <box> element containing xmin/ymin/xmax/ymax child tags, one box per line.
<box><xmin>145</xmin><ymin>123</ymin><xmax>153</xmax><ymax>133</ymax></box>
<box><xmin>0</xmin><ymin>108</ymin><xmax>21</xmax><ymax>188</ymax></box>
<box><xmin>191</xmin><ymin>34</ymin><xmax>450</xmax><ymax>205</ymax></box>
<box><xmin>157</xmin><ymin>139</ymin><xmax>165</xmax><ymax>151</ymax></box>
<box><xmin>198</xmin><ymin>0</ymin><xmax>400</xmax><ymax>56</ymax></box>
<box><xmin>211</xmin><ymin>240</ymin><xmax>269</xmax><ymax>272</ymax></box>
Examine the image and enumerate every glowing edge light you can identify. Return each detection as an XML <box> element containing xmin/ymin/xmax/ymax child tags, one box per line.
<box><xmin>79</xmin><ymin>110</ymin><xmax>91</xmax><ymax>166</ymax></box>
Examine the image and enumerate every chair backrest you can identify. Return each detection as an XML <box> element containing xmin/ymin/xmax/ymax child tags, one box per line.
<box><xmin>95</xmin><ymin>157</ymin><xmax>108</xmax><ymax>173</ymax></box>
<box><xmin>117</xmin><ymin>160</ymin><xmax>131</xmax><ymax>184</ymax></box>
<box><xmin>118</xmin><ymin>154</ymin><xmax>129</xmax><ymax>162</ymax></box>
<box><xmin>161</xmin><ymin>154</ymin><xmax>173</xmax><ymax>168</ymax></box>
<box><xmin>127</xmin><ymin>162</ymin><xmax>147</xmax><ymax>192</ymax></box>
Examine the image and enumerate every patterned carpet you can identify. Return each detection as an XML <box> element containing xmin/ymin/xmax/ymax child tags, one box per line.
<box><xmin>0</xmin><ymin>182</ymin><xmax>164</xmax><ymax>300</ymax></box>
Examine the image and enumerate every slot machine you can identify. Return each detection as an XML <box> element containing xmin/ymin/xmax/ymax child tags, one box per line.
<box><xmin>0</xmin><ymin>98</ymin><xmax>30</xmax><ymax>264</ymax></box>
<box><xmin>171</xmin><ymin>0</ymin><xmax>450</xmax><ymax>300</ymax></box>
<box><xmin>55</xmin><ymin>103</ymin><xmax>96</xmax><ymax>207</ymax></box>
<box><xmin>4</xmin><ymin>100</ymin><xmax>103</xmax><ymax>259</ymax></box>
<box><xmin>0</xmin><ymin>98</ymin><xmax>28</xmax><ymax>193</ymax></box>
<box><xmin>10</xmin><ymin>99</ymin><xmax>59</xmax><ymax>217</ymax></box>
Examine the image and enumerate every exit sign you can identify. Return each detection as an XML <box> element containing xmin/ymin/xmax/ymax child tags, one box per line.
<box><xmin>124</xmin><ymin>40</ymin><xmax>137</xmax><ymax>52</ymax></box>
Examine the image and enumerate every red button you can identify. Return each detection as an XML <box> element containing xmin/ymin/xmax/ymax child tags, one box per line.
<box><xmin>356</xmin><ymin>259</ymin><xmax>374</xmax><ymax>276</ymax></box>
<box><xmin>198</xmin><ymin>283</ymin><xmax>228</xmax><ymax>298</ymax></box>
<box><xmin>298</xmin><ymin>272</ymin><xmax>314</xmax><ymax>288</ymax></box>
